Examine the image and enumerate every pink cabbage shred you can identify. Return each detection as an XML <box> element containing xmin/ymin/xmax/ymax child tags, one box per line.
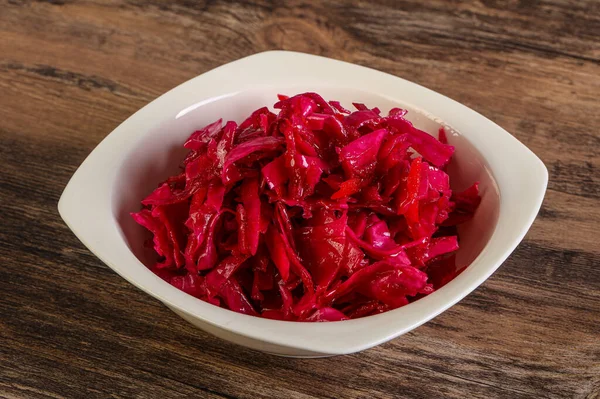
<box><xmin>132</xmin><ymin>93</ymin><xmax>480</xmax><ymax>322</ymax></box>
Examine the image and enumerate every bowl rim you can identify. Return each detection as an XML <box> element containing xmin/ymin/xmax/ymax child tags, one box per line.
<box><xmin>58</xmin><ymin>50</ymin><xmax>548</xmax><ymax>355</ymax></box>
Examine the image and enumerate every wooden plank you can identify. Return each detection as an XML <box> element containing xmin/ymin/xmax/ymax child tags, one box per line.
<box><xmin>1</xmin><ymin>1</ymin><xmax>599</xmax><ymax>398</ymax></box>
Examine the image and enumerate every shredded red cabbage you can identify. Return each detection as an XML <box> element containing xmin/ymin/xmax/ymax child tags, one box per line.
<box><xmin>132</xmin><ymin>93</ymin><xmax>480</xmax><ymax>321</ymax></box>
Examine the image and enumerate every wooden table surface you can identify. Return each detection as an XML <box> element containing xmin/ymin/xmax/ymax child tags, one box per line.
<box><xmin>1</xmin><ymin>1</ymin><xmax>599</xmax><ymax>398</ymax></box>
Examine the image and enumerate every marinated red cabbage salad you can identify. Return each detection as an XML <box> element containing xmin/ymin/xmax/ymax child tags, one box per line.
<box><xmin>132</xmin><ymin>93</ymin><xmax>480</xmax><ymax>322</ymax></box>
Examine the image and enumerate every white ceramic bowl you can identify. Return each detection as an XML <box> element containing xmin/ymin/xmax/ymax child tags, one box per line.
<box><xmin>59</xmin><ymin>51</ymin><xmax>547</xmax><ymax>357</ymax></box>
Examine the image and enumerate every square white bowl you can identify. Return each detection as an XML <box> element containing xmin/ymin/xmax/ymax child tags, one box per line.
<box><xmin>59</xmin><ymin>51</ymin><xmax>547</xmax><ymax>357</ymax></box>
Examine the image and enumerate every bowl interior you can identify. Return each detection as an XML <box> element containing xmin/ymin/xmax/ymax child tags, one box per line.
<box><xmin>113</xmin><ymin>87</ymin><xmax>500</xmax><ymax>288</ymax></box>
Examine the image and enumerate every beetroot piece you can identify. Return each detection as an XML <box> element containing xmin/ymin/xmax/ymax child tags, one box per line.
<box><xmin>132</xmin><ymin>93</ymin><xmax>480</xmax><ymax>321</ymax></box>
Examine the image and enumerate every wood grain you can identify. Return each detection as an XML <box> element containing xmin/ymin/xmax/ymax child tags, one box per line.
<box><xmin>1</xmin><ymin>1</ymin><xmax>599</xmax><ymax>398</ymax></box>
